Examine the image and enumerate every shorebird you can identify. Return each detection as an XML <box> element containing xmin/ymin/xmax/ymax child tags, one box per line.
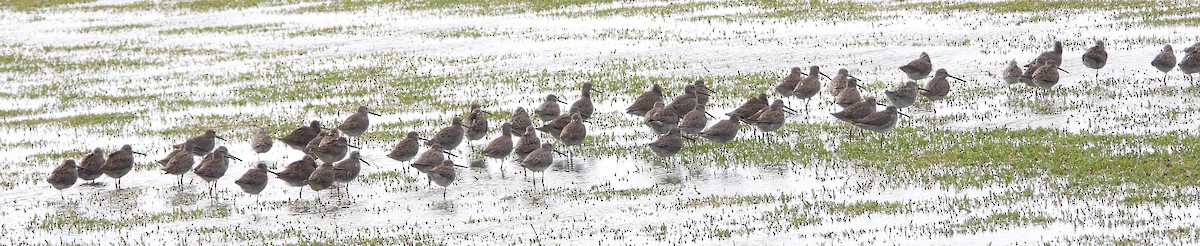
<box><xmin>251</xmin><ymin>127</ymin><xmax>273</xmax><ymax>159</ymax></box>
<box><xmin>831</xmin><ymin>97</ymin><xmax>878</xmax><ymax>122</ymax></box>
<box><xmin>775</xmin><ymin>67</ymin><xmax>806</xmax><ymax>97</ymax></box>
<box><xmin>234</xmin><ymin>163</ymin><xmax>272</xmax><ymax>202</ymax></box>
<box><xmin>280</xmin><ymin>121</ymin><xmax>324</xmax><ymax>151</ymax></box>
<box><xmin>571</xmin><ymin>82</ymin><xmax>603</xmax><ymax>119</ymax></box>
<box><xmin>508</xmin><ymin>107</ymin><xmax>533</xmax><ymax>135</ymax></box>
<box><xmin>162</xmin><ymin>141</ymin><xmax>200</xmax><ymax>187</ymax></box>
<box><xmin>274</xmin><ymin>155</ymin><xmax>317</xmax><ymax>199</ymax></box>
<box><xmin>387</xmin><ymin>131</ymin><xmax>425</xmax><ymax>164</ymax></box>
<box><xmin>521</xmin><ymin>143</ymin><xmax>563</xmax><ymax>187</ymax></box>
<box><xmin>1179</xmin><ymin>49</ymin><xmax>1200</xmax><ymax>82</ymax></box>
<box><xmin>184</xmin><ymin>129</ymin><xmax>225</xmax><ymax>156</ymax></box>
<box><xmin>900</xmin><ymin>52</ymin><xmax>933</xmax><ymax>81</ymax></box>
<box><xmin>678</xmin><ymin>105</ymin><xmax>713</xmax><ymax>134</ymax></box>
<box><xmin>699</xmin><ymin>114</ymin><xmax>741</xmax><ymax>144</ymax></box>
<box><xmin>194</xmin><ymin>146</ymin><xmax>243</xmax><ymax>197</ymax></box>
<box><xmin>852</xmin><ymin>106</ymin><xmax>909</xmax><ymax>148</ymax></box>
<box><xmin>644</xmin><ymin>101</ymin><xmax>679</xmax><ymax>134</ymax></box>
<box><xmin>47</xmin><ymin>159</ymin><xmax>78</xmax><ymax>199</ymax></box>
<box><xmin>1031</xmin><ymin>60</ymin><xmax>1070</xmax><ymax>90</ymax></box>
<box><xmin>305</xmin><ymin>161</ymin><xmax>337</xmax><ymax>201</ymax></box>
<box><xmin>627</xmin><ymin>84</ymin><xmax>664</xmax><ymax>117</ymax></box>
<box><xmin>792</xmin><ymin>66</ymin><xmax>831</xmax><ymax>112</ymax></box>
<box><xmin>885</xmin><ymin>81</ymin><xmax>923</xmax><ymax>109</ymax></box>
<box><xmin>693</xmin><ymin>79</ymin><xmax>711</xmax><ymax>106</ymax></box>
<box><xmin>834</xmin><ymin>77</ymin><xmax>864</xmax><ymax>108</ymax></box>
<box><xmin>464</xmin><ymin>104</ymin><xmax>490</xmax><ymax>144</ymax></box>
<box><xmin>1020</xmin><ymin>59</ymin><xmax>1044</xmax><ymax>87</ymax></box>
<box><xmin>426</xmin><ymin>117</ymin><xmax>465</xmax><ymax>150</ymax></box>
<box><xmin>536</xmin><ymin>106</ymin><xmax>578</xmax><ymax>139</ymax></box>
<box><xmin>1152</xmin><ymin>45</ymin><xmax>1177</xmax><ymax>85</ymax></box>
<box><xmin>412</xmin><ymin>144</ymin><xmax>457</xmax><ymax>186</ymax></box>
<box><xmin>827</xmin><ymin>68</ymin><xmax>851</xmax><ymax>96</ymax></box>
<box><xmin>748</xmin><ymin>99</ymin><xmax>796</xmax><ymax>132</ymax></box>
<box><xmin>558</xmin><ymin>113</ymin><xmax>587</xmax><ymax>170</ymax></box>
<box><xmin>332</xmin><ymin>151</ymin><xmax>370</xmax><ymax>197</ymax></box>
<box><xmin>1003</xmin><ymin>60</ymin><xmax>1023</xmax><ymax>85</ymax></box>
<box><xmin>513</xmin><ymin>126</ymin><xmax>541</xmax><ymax>161</ymax></box>
<box><xmin>100</xmin><ymin>144</ymin><xmax>144</xmax><ymax>189</ymax></box>
<box><xmin>669</xmin><ymin>84</ymin><xmax>707</xmax><ymax>116</ymax></box>
<box><xmin>303</xmin><ymin>129</ymin><xmax>335</xmax><ymax>154</ymax></box>
<box><xmin>311</xmin><ymin>136</ymin><xmax>353</xmax><ymax>163</ymax></box>
<box><xmin>427</xmin><ymin>160</ymin><xmax>468</xmax><ymax>198</ymax></box>
<box><xmin>647</xmin><ymin>128</ymin><xmax>688</xmax><ymax>157</ymax></box>
<box><xmin>727</xmin><ymin>93</ymin><xmax>768</xmax><ymax>120</ymax></box>
<box><xmin>337</xmin><ymin>106</ymin><xmax>381</xmax><ymax>143</ymax></box>
<box><xmin>535</xmin><ymin>94</ymin><xmax>566</xmax><ymax>122</ymax></box>
<box><xmin>1026</xmin><ymin>41</ymin><xmax>1064</xmax><ymax>68</ymax></box>
<box><xmin>1082</xmin><ymin>40</ymin><xmax>1108</xmax><ymax>77</ymax></box>
<box><xmin>481</xmin><ymin>123</ymin><xmax>515</xmax><ymax>174</ymax></box>
<box><xmin>77</xmin><ymin>148</ymin><xmax>104</xmax><ymax>185</ymax></box>
<box><xmin>920</xmin><ymin>69</ymin><xmax>965</xmax><ymax>113</ymax></box>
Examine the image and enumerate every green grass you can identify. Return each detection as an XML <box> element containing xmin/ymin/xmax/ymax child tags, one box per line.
<box><xmin>0</xmin><ymin>0</ymin><xmax>93</xmax><ymax>11</ymax></box>
<box><xmin>31</xmin><ymin>207</ymin><xmax>231</xmax><ymax>231</ymax></box>
<box><xmin>2</xmin><ymin>112</ymin><xmax>138</xmax><ymax>128</ymax></box>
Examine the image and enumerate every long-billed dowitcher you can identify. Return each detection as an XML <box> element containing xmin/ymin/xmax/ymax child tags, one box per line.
<box><xmin>234</xmin><ymin>163</ymin><xmax>272</xmax><ymax>202</ymax></box>
<box><xmin>183</xmin><ymin>130</ymin><xmax>225</xmax><ymax>156</ymax></box>
<box><xmin>1026</xmin><ymin>41</ymin><xmax>1064</xmax><ymax>68</ymax></box>
<box><xmin>647</xmin><ymin>128</ymin><xmax>687</xmax><ymax>157</ymax></box>
<box><xmin>791</xmin><ymin>66</ymin><xmax>830</xmax><ymax>111</ymax></box>
<box><xmin>464</xmin><ymin>104</ymin><xmax>491</xmax><ymax>143</ymax></box>
<box><xmin>427</xmin><ymin>117</ymin><xmax>465</xmax><ymax>150</ymax></box>
<box><xmin>536</xmin><ymin>106</ymin><xmax>578</xmax><ymax>139</ymax></box>
<box><xmin>834</xmin><ymin>77</ymin><xmax>864</xmax><ymax>108</ymax></box>
<box><xmin>885</xmin><ymin>81</ymin><xmax>922</xmax><ymax>108</ymax></box>
<box><xmin>1031</xmin><ymin>60</ymin><xmax>1070</xmax><ymax>90</ymax></box>
<box><xmin>627</xmin><ymin>84</ymin><xmax>664</xmax><ymax>116</ymax></box>
<box><xmin>312</xmin><ymin>136</ymin><xmax>353</xmax><ymax>163</ymax></box>
<box><xmin>699</xmin><ymin>114</ymin><xmax>741</xmax><ymax>144</ymax></box>
<box><xmin>387</xmin><ymin>131</ymin><xmax>425</xmax><ymax>164</ymax></box>
<box><xmin>194</xmin><ymin>146</ymin><xmax>242</xmax><ymax>197</ymax></box>
<box><xmin>333</xmin><ymin>151</ymin><xmax>370</xmax><ymax>196</ymax></box>
<box><xmin>1151</xmin><ymin>45</ymin><xmax>1176</xmax><ymax>85</ymax></box>
<box><xmin>535</xmin><ymin>94</ymin><xmax>567</xmax><ymax>122</ymax></box>
<box><xmin>775</xmin><ymin>67</ymin><xmax>806</xmax><ymax>97</ymax></box>
<box><xmin>77</xmin><ymin>148</ymin><xmax>104</xmax><ymax>185</ymax></box>
<box><xmin>571</xmin><ymin>82</ymin><xmax>602</xmax><ymax>119</ymax></box>
<box><xmin>827</xmin><ymin>68</ymin><xmax>851</xmax><ymax>96</ymax></box>
<box><xmin>337</xmin><ymin>106</ymin><xmax>382</xmax><ymax>141</ymax></box>
<box><xmin>251</xmin><ymin>127</ymin><xmax>273</xmax><ymax>159</ymax></box>
<box><xmin>481</xmin><ymin>123</ymin><xmax>515</xmax><ymax>174</ymax></box>
<box><xmin>305</xmin><ymin>161</ymin><xmax>337</xmax><ymax>201</ymax></box>
<box><xmin>748</xmin><ymin>99</ymin><xmax>795</xmax><ymax>132</ymax></box>
<box><xmin>1020</xmin><ymin>59</ymin><xmax>1044</xmax><ymax>87</ymax></box>
<box><xmin>275</xmin><ymin>155</ymin><xmax>317</xmax><ymax>199</ymax></box>
<box><xmin>427</xmin><ymin>160</ymin><xmax>469</xmax><ymax>198</ymax></box>
<box><xmin>852</xmin><ymin>106</ymin><xmax>909</xmax><ymax>148</ymax></box>
<box><xmin>728</xmin><ymin>93</ymin><xmax>769</xmax><ymax>120</ymax></box>
<box><xmin>514</xmin><ymin>126</ymin><xmax>542</xmax><ymax>161</ymax></box>
<box><xmin>1003</xmin><ymin>60</ymin><xmax>1023</xmax><ymax>85</ymax></box>
<box><xmin>693</xmin><ymin>79</ymin><xmax>711</xmax><ymax>106</ymax></box>
<box><xmin>281</xmin><ymin>121</ymin><xmax>324</xmax><ymax>151</ymax></box>
<box><xmin>669</xmin><ymin>84</ymin><xmax>707</xmax><ymax>116</ymax></box>
<box><xmin>412</xmin><ymin>143</ymin><xmax>455</xmax><ymax>184</ymax></box>
<box><xmin>920</xmin><ymin>69</ymin><xmax>965</xmax><ymax>113</ymax></box>
<box><xmin>1180</xmin><ymin>49</ymin><xmax>1200</xmax><ymax>81</ymax></box>
<box><xmin>678</xmin><ymin>105</ymin><xmax>713</xmax><ymax>134</ymax></box>
<box><xmin>558</xmin><ymin>113</ymin><xmax>587</xmax><ymax>170</ymax></box>
<box><xmin>303</xmin><ymin>129</ymin><xmax>335</xmax><ymax>154</ymax></box>
<box><xmin>831</xmin><ymin>97</ymin><xmax>878</xmax><ymax>122</ymax></box>
<box><xmin>509</xmin><ymin>107</ymin><xmax>533</xmax><ymax>135</ymax></box>
<box><xmin>100</xmin><ymin>144</ymin><xmax>144</xmax><ymax>189</ymax></box>
<box><xmin>1082</xmin><ymin>40</ymin><xmax>1108</xmax><ymax>77</ymax></box>
<box><xmin>900</xmin><ymin>52</ymin><xmax>933</xmax><ymax>81</ymax></box>
<box><xmin>162</xmin><ymin>141</ymin><xmax>200</xmax><ymax>187</ymax></box>
<box><xmin>47</xmin><ymin>159</ymin><xmax>78</xmax><ymax>199</ymax></box>
<box><xmin>521</xmin><ymin>143</ymin><xmax>562</xmax><ymax>187</ymax></box>
<box><xmin>644</xmin><ymin>101</ymin><xmax>679</xmax><ymax>134</ymax></box>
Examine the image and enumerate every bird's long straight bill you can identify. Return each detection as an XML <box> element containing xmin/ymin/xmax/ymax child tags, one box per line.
<box><xmin>348</xmin><ymin>144</ymin><xmax>361</xmax><ymax>149</ymax></box>
<box><xmin>368</xmin><ymin>111</ymin><xmax>382</xmax><ymax>116</ymax></box>
<box><xmin>704</xmin><ymin>112</ymin><xmax>715</xmax><ymax>118</ymax></box>
<box><xmin>226</xmin><ymin>155</ymin><xmax>243</xmax><ymax>162</ymax></box>
<box><xmin>441</xmin><ymin>150</ymin><xmax>460</xmax><ymax>158</ymax></box>
<box><xmin>819</xmin><ymin>72</ymin><xmax>832</xmax><ymax>80</ymax></box>
<box><xmin>453</xmin><ymin>164</ymin><xmax>470</xmax><ymax>168</ymax></box>
<box><xmin>948</xmin><ymin>75</ymin><xmax>967</xmax><ymax>82</ymax></box>
<box><xmin>553</xmin><ymin>150</ymin><xmax>568</xmax><ymax>156</ymax></box>
<box><xmin>1056</xmin><ymin>67</ymin><xmax>1070</xmax><ymax>74</ymax></box>
<box><xmin>360</xmin><ymin>159</ymin><xmax>372</xmax><ymax>166</ymax></box>
<box><xmin>898</xmin><ymin>112</ymin><xmax>911</xmax><ymax>118</ymax></box>
<box><xmin>782</xmin><ymin>106</ymin><xmax>799</xmax><ymax>114</ymax></box>
<box><xmin>216</xmin><ymin>136</ymin><xmax>228</xmax><ymax>141</ymax></box>
<box><xmin>133</xmin><ymin>151</ymin><xmax>147</xmax><ymax>156</ymax></box>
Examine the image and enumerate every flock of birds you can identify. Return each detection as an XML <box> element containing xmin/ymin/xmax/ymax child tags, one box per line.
<box><xmin>43</xmin><ymin>40</ymin><xmax>1200</xmax><ymax>202</ymax></box>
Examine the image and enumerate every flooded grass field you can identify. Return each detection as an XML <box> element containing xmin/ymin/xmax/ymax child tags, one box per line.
<box><xmin>3</xmin><ymin>0</ymin><xmax>1200</xmax><ymax>244</ymax></box>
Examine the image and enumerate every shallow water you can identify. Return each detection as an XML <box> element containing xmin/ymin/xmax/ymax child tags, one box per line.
<box><xmin>3</xmin><ymin>0</ymin><xmax>1200</xmax><ymax>244</ymax></box>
